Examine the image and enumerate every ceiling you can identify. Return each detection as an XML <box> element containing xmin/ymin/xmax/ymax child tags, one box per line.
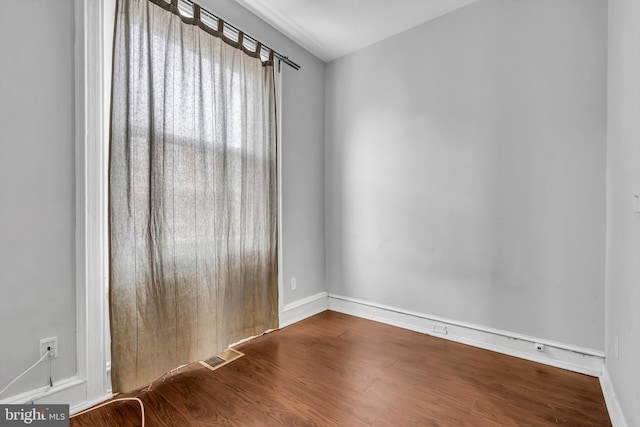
<box><xmin>232</xmin><ymin>0</ymin><xmax>479</xmax><ymax>62</ymax></box>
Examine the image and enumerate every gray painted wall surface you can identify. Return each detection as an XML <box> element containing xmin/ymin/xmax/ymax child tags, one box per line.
<box><xmin>200</xmin><ymin>0</ymin><xmax>327</xmax><ymax>308</ymax></box>
<box><xmin>325</xmin><ymin>0</ymin><xmax>607</xmax><ymax>350</ymax></box>
<box><xmin>607</xmin><ymin>0</ymin><xmax>640</xmax><ymax>424</ymax></box>
<box><xmin>0</xmin><ymin>0</ymin><xmax>77</xmax><ymax>395</ymax></box>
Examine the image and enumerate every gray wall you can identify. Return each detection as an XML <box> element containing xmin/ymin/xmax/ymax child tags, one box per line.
<box><xmin>0</xmin><ymin>0</ymin><xmax>77</xmax><ymax>394</ymax></box>
<box><xmin>607</xmin><ymin>0</ymin><xmax>640</xmax><ymax>424</ymax></box>
<box><xmin>200</xmin><ymin>0</ymin><xmax>327</xmax><ymax>307</ymax></box>
<box><xmin>325</xmin><ymin>0</ymin><xmax>607</xmax><ymax>350</ymax></box>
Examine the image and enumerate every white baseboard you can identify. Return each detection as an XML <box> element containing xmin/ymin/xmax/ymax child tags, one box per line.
<box><xmin>0</xmin><ymin>375</ymin><xmax>112</xmax><ymax>416</ymax></box>
<box><xmin>600</xmin><ymin>368</ymin><xmax>628</xmax><ymax>427</ymax></box>
<box><xmin>70</xmin><ymin>392</ymin><xmax>113</xmax><ymax>415</ymax></box>
<box><xmin>328</xmin><ymin>294</ymin><xmax>605</xmax><ymax>377</ymax></box>
<box><xmin>279</xmin><ymin>291</ymin><xmax>328</xmax><ymax>327</ymax></box>
<box><xmin>0</xmin><ymin>376</ymin><xmax>86</xmax><ymax>406</ymax></box>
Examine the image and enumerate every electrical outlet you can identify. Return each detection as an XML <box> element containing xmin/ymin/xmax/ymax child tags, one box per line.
<box><xmin>290</xmin><ymin>277</ymin><xmax>297</xmax><ymax>291</ymax></box>
<box><xmin>39</xmin><ymin>337</ymin><xmax>58</xmax><ymax>359</ymax></box>
<box><xmin>433</xmin><ymin>324</ymin><xmax>447</xmax><ymax>335</ymax></box>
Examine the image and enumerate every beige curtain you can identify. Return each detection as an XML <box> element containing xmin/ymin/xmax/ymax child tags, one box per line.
<box><xmin>109</xmin><ymin>0</ymin><xmax>279</xmax><ymax>393</ymax></box>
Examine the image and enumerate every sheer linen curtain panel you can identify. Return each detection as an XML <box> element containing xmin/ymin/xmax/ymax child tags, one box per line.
<box><xmin>109</xmin><ymin>0</ymin><xmax>279</xmax><ymax>393</ymax></box>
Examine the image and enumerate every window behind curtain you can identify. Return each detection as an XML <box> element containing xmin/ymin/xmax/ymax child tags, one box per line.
<box><xmin>109</xmin><ymin>0</ymin><xmax>279</xmax><ymax>393</ymax></box>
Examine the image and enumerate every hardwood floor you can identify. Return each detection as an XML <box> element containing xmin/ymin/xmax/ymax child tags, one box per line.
<box><xmin>71</xmin><ymin>311</ymin><xmax>611</xmax><ymax>426</ymax></box>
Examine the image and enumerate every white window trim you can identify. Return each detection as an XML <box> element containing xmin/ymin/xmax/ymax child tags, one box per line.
<box><xmin>73</xmin><ymin>0</ymin><xmax>115</xmax><ymax>412</ymax></box>
<box><xmin>275</xmin><ymin>65</ymin><xmax>284</xmax><ymax>318</ymax></box>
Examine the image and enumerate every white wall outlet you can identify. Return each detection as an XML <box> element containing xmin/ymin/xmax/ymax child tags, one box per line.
<box><xmin>433</xmin><ymin>324</ymin><xmax>447</xmax><ymax>335</ymax></box>
<box><xmin>290</xmin><ymin>277</ymin><xmax>297</xmax><ymax>291</ymax></box>
<box><xmin>40</xmin><ymin>336</ymin><xmax>58</xmax><ymax>359</ymax></box>
<box><xmin>534</xmin><ymin>343</ymin><xmax>544</xmax><ymax>352</ymax></box>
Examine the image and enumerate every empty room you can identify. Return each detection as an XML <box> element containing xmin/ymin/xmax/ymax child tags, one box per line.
<box><xmin>0</xmin><ymin>0</ymin><xmax>638</xmax><ymax>425</ymax></box>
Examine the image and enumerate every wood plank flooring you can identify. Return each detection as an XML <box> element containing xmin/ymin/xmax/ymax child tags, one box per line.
<box><xmin>71</xmin><ymin>311</ymin><xmax>611</xmax><ymax>426</ymax></box>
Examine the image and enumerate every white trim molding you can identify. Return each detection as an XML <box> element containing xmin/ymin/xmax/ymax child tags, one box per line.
<box><xmin>279</xmin><ymin>292</ymin><xmax>328</xmax><ymax>328</ymax></box>
<box><xmin>0</xmin><ymin>377</ymin><xmax>86</xmax><ymax>406</ymax></box>
<box><xmin>600</xmin><ymin>368</ymin><xmax>628</xmax><ymax>427</ymax></box>
<box><xmin>275</xmin><ymin>66</ymin><xmax>285</xmax><ymax>320</ymax></box>
<box><xmin>71</xmin><ymin>0</ymin><xmax>115</xmax><ymax>412</ymax></box>
<box><xmin>328</xmin><ymin>294</ymin><xmax>605</xmax><ymax>377</ymax></box>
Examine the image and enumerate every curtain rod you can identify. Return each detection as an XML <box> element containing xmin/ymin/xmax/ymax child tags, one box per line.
<box><xmin>181</xmin><ymin>0</ymin><xmax>300</xmax><ymax>70</ymax></box>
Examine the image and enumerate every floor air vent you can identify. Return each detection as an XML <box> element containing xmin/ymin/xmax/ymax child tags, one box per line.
<box><xmin>199</xmin><ymin>348</ymin><xmax>244</xmax><ymax>371</ymax></box>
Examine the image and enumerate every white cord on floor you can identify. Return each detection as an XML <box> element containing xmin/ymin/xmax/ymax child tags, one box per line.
<box><xmin>0</xmin><ymin>351</ymin><xmax>50</xmax><ymax>397</ymax></box>
<box><xmin>71</xmin><ymin>397</ymin><xmax>145</xmax><ymax>427</ymax></box>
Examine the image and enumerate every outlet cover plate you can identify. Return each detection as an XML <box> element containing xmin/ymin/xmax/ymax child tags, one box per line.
<box><xmin>433</xmin><ymin>324</ymin><xmax>448</xmax><ymax>335</ymax></box>
<box><xmin>39</xmin><ymin>336</ymin><xmax>58</xmax><ymax>359</ymax></box>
